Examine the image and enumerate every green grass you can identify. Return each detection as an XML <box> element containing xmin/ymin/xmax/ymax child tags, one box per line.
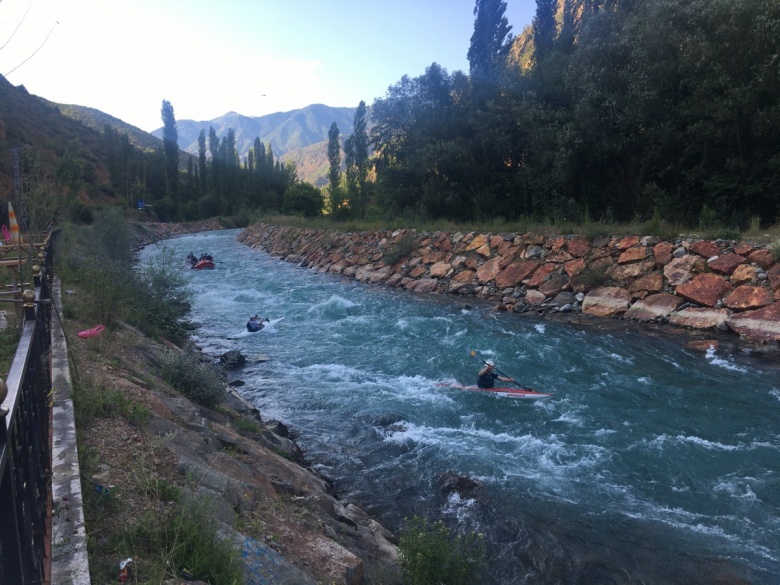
<box><xmin>0</xmin><ymin>313</ymin><xmax>21</xmax><ymax>375</ymax></box>
<box><xmin>249</xmin><ymin>212</ymin><xmax>780</xmax><ymax>244</ymax></box>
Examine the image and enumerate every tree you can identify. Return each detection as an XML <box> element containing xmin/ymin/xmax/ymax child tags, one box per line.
<box><xmin>283</xmin><ymin>182</ymin><xmax>324</xmax><ymax>217</ymax></box>
<box><xmin>160</xmin><ymin>100</ymin><xmax>179</xmax><ymax>207</ymax></box>
<box><xmin>197</xmin><ymin>129</ymin><xmax>207</xmax><ymax>196</ymax></box>
<box><xmin>532</xmin><ymin>0</ymin><xmax>558</xmax><ymax>65</ymax></box>
<box><xmin>351</xmin><ymin>101</ymin><xmax>370</xmax><ymax>217</ymax></box>
<box><xmin>327</xmin><ymin>122</ymin><xmax>342</xmax><ymax>215</ymax></box>
<box><xmin>467</xmin><ymin>0</ymin><xmax>513</xmax><ymax>83</ymax></box>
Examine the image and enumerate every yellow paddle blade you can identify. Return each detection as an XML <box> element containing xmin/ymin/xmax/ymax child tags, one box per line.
<box><xmin>469</xmin><ymin>350</ymin><xmax>476</xmax><ymax>357</ymax></box>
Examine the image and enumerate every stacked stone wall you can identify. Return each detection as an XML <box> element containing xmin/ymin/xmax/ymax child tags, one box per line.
<box><xmin>237</xmin><ymin>224</ymin><xmax>780</xmax><ymax>344</ymax></box>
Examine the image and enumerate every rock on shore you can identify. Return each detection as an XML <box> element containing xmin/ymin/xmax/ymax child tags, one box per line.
<box><xmin>237</xmin><ymin>224</ymin><xmax>780</xmax><ymax>345</ymax></box>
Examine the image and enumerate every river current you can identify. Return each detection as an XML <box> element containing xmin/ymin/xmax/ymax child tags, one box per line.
<box><xmin>140</xmin><ymin>229</ymin><xmax>780</xmax><ymax>584</ymax></box>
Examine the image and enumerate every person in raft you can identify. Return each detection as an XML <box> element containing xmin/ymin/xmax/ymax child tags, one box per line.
<box><xmin>477</xmin><ymin>360</ymin><xmax>514</xmax><ymax>389</ymax></box>
<box><xmin>247</xmin><ymin>315</ymin><xmax>271</xmax><ymax>332</ymax></box>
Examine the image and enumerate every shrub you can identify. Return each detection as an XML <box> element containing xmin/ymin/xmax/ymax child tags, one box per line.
<box><xmin>770</xmin><ymin>239</ymin><xmax>780</xmax><ymax>262</ymax></box>
<box><xmin>570</xmin><ymin>264</ymin><xmax>612</xmax><ymax>291</ymax></box>
<box><xmin>399</xmin><ymin>516</ymin><xmax>484</xmax><ymax>585</ymax></box>
<box><xmin>283</xmin><ymin>183</ymin><xmax>324</xmax><ymax>217</ymax></box>
<box><xmin>132</xmin><ymin>245</ymin><xmax>193</xmax><ymax>342</ymax></box>
<box><xmin>382</xmin><ymin>232</ymin><xmax>418</xmax><ymax>265</ymax></box>
<box><xmin>158</xmin><ymin>349</ymin><xmax>226</xmax><ymax>408</ymax></box>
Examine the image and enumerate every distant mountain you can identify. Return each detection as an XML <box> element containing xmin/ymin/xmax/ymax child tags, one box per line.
<box><xmin>152</xmin><ymin>104</ymin><xmax>357</xmax><ymax>185</ymax></box>
<box><xmin>51</xmin><ymin>102</ymin><xmax>164</xmax><ymax>152</ymax></box>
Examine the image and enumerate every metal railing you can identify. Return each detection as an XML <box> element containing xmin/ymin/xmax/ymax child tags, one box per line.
<box><xmin>0</xmin><ymin>233</ymin><xmax>55</xmax><ymax>585</ymax></box>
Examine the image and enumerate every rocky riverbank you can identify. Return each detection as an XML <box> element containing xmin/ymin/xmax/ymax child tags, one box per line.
<box><xmin>237</xmin><ymin>224</ymin><xmax>780</xmax><ymax>355</ymax></box>
<box><xmin>74</xmin><ymin>220</ymin><xmax>400</xmax><ymax>584</ymax></box>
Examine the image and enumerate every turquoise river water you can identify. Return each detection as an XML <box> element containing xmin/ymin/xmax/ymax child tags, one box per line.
<box><xmin>140</xmin><ymin>229</ymin><xmax>780</xmax><ymax>584</ymax></box>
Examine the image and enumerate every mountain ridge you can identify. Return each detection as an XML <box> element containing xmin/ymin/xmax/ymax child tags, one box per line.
<box><xmin>151</xmin><ymin>104</ymin><xmax>358</xmax><ymax>186</ymax></box>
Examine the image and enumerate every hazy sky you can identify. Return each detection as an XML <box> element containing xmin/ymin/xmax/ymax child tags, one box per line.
<box><xmin>1</xmin><ymin>0</ymin><xmax>536</xmax><ymax>132</ymax></box>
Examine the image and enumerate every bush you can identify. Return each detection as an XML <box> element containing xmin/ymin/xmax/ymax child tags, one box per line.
<box><xmin>771</xmin><ymin>239</ymin><xmax>780</xmax><ymax>262</ymax></box>
<box><xmin>283</xmin><ymin>183</ymin><xmax>324</xmax><ymax>217</ymax></box>
<box><xmin>158</xmin><ymin>349</ymin><xmax>226</xmax><ymax>408</ymax></box>
<box><xmin>132</xmin><ymin>245</ymin><xmax>193</xmax><ymax>342</ymax></box>
<box><xmin>399</xmin><ymin>516</ymin><xmax>484</xmax><ymax>585</ymax></box>
<box><xmin>382</xmin><ymin>232</ymin><xmax>418</xmax><ymax>265</ymax></box>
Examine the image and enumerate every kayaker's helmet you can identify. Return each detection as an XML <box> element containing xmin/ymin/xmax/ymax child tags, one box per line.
<box><xmin>486</xmin><ymin>360</ymin><xmax>494</xmax><ymax>367</ymax></box>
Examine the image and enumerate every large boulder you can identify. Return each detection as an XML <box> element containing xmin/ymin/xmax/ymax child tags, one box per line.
<box><xmin>675</xmin><ymin>273</ymin><xmax>732</xmax><ymax>307</ymax></box>
<box><xmin>582</xmin><ymin>287</ymin><xmax>631</xmax><ymax>317</ymax></box>
<box><xmin>726</xmin><ymin>302</ymin><xmax>780</xmax><ymax>341</ymax></box>
<box><xmin>624</xmin><ymin>293</ymin><xmax>682</xmax><ymax>321</ymax></box>
<box><xmin>220</xmin><ymin>350</ymin><xmax>246</xmax><ymax>369</ymax></box>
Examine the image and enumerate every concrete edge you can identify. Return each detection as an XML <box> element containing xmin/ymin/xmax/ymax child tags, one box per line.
<box><xmin>50</xmin><ymin>277</ymin><xmax>91</xmax><ymax>585</ymax></box>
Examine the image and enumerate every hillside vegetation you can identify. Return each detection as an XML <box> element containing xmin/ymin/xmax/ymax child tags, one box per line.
<box><xmin>1</xmin><ymin>0</ymin><xmax>778</xmax><ymax>236</ymax></box>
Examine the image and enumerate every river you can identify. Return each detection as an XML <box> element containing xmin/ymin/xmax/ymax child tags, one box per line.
<box><xmin>141</xmin><ymin>229</ymin><xmax>780</xmax><ymax>584</ymax></box>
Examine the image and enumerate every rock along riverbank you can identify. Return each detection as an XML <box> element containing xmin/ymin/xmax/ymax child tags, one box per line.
<box><xmin>237</xmin><ymin>224</ymin><xmax>780</xmax><ymax>357</ymax></box>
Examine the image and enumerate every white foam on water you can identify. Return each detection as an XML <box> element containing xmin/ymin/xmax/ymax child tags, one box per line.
<box><xmin>705</xmin><ymin>346</ymin><xmax>748</xmax><ymax>372</ymax></box>
<box><xmin>534</xmin><ymin>323</ymin><xmax>546</xmax><ymax>334</ymax></box>
<box><xmin>307</xmin><ymin>294</ymin><xmax>360</xmax><ymax>316</ymax></box>
<box><xmin>647</xmin><ymin>434</ymin><xmax>741</xmax><ymax>452</ymax></box>
<box><xmin>594</xmin><ymin>428</ymin><xmax>617</xmax><ymax>436</ymax></box>
<box><xmin>442</xmin><ymin>492</ymin><xmax>478</xmax><ymax>522</ymax></box>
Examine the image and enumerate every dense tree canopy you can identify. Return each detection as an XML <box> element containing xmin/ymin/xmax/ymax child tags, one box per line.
<box><xmin>91</xmin><ymin>0</ymin><xmax>780</xmax><ymax>229</ymax></box>
<box><xmin>369</xmin><ymin>0</ymin><xmax>780</xmax><ymax>228</ymax></box>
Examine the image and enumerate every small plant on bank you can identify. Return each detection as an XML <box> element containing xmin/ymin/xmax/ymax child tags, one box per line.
<box><xmin>570</xmin><ymin>264</ymin><xmax>612</xmax><ymax>291</ymax></box>
<box><xmin>382</xmin><ymin>232</ymin><xmax>418</xmax><ymax>266</ymax></box>
<box><xmin>72</xmin><ymin>373</ymin><xmax>150</xmax><ymax>429</ymax></box>
<box><xmin>235</xmin><ymin>417</ymin><xmax>261</xmax><ymax>435</ymax></box>
<box><xmin>158</xmin><ymin>349</ymin><xmax>226</xmax><ymax>408</ymax></box>
<box><xmin>122</xmin><ymin>496</ymin><xmax>242</xmax><ymax>584</ymax></box>
<box><xmin>768</xmin><ymin>239</ymin><xmax>780</xmax><ymax>262</ymax></box>
<box><xmin>398</xmin><ymin>515</ymin><xmax>485</xmax><ymax>585</ymax></box>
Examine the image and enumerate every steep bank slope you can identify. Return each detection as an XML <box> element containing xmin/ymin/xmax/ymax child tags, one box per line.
<box><xmin>238</xmin><ymin>224</ymin><xmax>780</xmax><ymax>351</ymax></box>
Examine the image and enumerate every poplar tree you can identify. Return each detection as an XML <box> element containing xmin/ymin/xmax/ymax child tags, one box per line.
<box><xmin>197</xmin><ymin>128</ymin><xmax>207</xmax><ymax>196</ymax></box>
<box><xmin>327</xmin><ymin>122</ymin><xmax>341</xmax><ymax>214</ymax></box>
<box><xmin>467</xmin><ymin>0</ymin><xmax>513</xmax><ymax>83</ymax></box>
<box><xmin>160</xmin><ymin>99</ymin><xmax>179</xmax><ymax>204</ymax></box>
<box><xmin>351</xmin><ymin>101</ymin><xmax>370</xmax><ymax>217</ymax></box>
<box><xmin>533</xmin><ymin>0</ymin><xmax>558</xmax><ymax>65</ymax></box>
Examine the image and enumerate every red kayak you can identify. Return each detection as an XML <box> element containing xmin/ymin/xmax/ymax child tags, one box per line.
<box><xmin>437</xmin><ymin>383</ymin><xmax>552</xmax><ymax>400</ymax></box>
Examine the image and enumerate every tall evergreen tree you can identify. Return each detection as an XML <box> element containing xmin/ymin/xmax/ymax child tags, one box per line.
<box><xmin>160</xmin><ymin>99</ymin><xmax>179</xmax><ymax>205</ymax></box>
<box><xmin>351</xmin><ymin>101</ymin><xmax>370</xmax><ymax>217</ymax></box>
<box><xmin>327</xmin><ymin>122</ymin><xmax>341</xmax><ymax>213</ymax></box>
<box><xmin>467</xmin><ymin>0</ymin><xmax>513</xmax><ymax>83</ymax></box>
<box><xmin>533</xmin><ymin>0</ymin><xmax>558</xmax><ymax>65</ymax></box>
<box><xmin>197</xmin><ymin>128</ymin><xmax>207</xmax><ymax>196</ymax></box>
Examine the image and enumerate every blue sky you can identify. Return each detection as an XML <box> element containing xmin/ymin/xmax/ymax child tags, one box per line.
<box><xmin>1</xmin><ymin>0</ymin><xmax>536</xmax><ymax>132</ymax></box>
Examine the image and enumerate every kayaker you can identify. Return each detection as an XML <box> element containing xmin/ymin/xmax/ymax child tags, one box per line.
<box><xmin>246</xmin><ymin>315</ymin><xmax>270</xmax><ymax>332</ymax></box>
<box><xmin>477</xmin><ymin>360</ymin><xmax>514</xmax><ymax>389</ymax></box>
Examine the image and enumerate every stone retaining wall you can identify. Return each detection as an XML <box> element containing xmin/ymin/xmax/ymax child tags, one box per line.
<box><xmin>237</xmin><ymin>224</ymin><xmax>780</xmax><ymax>344</ymax></box>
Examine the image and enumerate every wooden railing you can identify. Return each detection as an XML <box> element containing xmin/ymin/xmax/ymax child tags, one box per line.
<box><xmin>0</xmin><ymin>232</ymin><xmax>55</xmax><ymax>584</ymax></box>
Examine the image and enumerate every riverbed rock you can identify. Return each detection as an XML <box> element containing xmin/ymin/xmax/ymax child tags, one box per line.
<box><xmin>724</xmin><ymin>286</ymin><xmax>774</xmax><ymax>310</ymax></box>
<box><xmin>708</xmin><ymin>253</ymin><xmax>746</xmax><ymax>275</ymax></box>
<box><xmin>726</xmin><ymin>302</ymin><xmax>780</xmax><ymax>341</ymax></box>
<box><xmin>669</xmin><ymin>307</ymin><xmax>730</xmax><ymax>330</ymax></box>
<box><xmin>582</xmin><ymin>287</ymin><xmax>631</xmax><ymax>317</ymax></box>
<box><xmin>675</xmin><ymin>273</ymin><xmax>732</xmax><ymax>307</ymax></box>
<box><xmin>664</xmin><ymin>255</ymin><xmax>703</xmax><ymax>286</ymax></box>
<box><xmin>624</xmin><ymin>293</ymin><xmax>682</xmax><ymax>321</ymax></box>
